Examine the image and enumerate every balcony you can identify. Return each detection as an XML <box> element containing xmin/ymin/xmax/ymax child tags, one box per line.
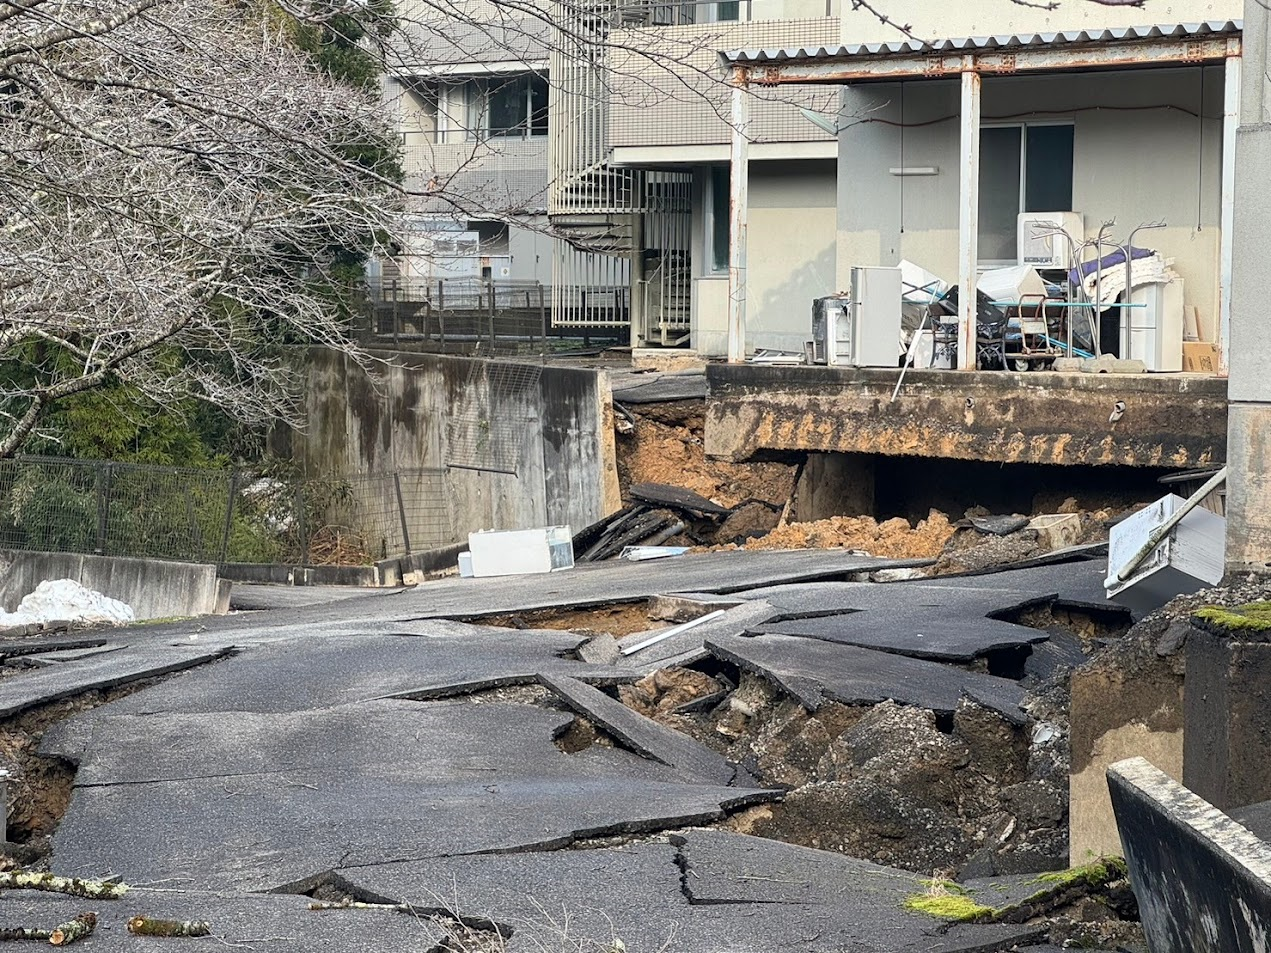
<box><xmin>606</xmin><ymin>16</ymin><xmax>840</xmax><ymax>154</ymax></box>
<box><xmin>401</xmin><ymin>133</ymin><xmax>549</xmax><ymax>214</ymax></box>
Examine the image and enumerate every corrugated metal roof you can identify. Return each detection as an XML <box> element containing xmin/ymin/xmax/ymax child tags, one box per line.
<box><xmin>722</xmin><ymin>20</ymin><xmax>1242</xmax><ymax>65</ymax></box>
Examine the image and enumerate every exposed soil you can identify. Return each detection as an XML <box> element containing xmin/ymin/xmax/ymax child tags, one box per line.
<box><xmin>617</xmin><ymin>407</ymin><xmax>796</xmax><ymax>511</ymax></box>
<box><xmin>481</xmin><ymin>603</ymin><xmax>666</xmax><ymax>638</ymax></box>
<box><xmin>722</xmin><ymin>510</ymin><xmax>957</xmax><ymax>560</ymax></box>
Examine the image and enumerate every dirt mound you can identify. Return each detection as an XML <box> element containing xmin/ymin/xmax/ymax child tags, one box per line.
<box><xmin>617</xmin><ymin>413</ymin><xmax>795</xmax><ymax>510</ymax></box>
<box><xmin>726</xmin><ymin>510</ymin><xmax>956</xmax><ymax>560</ymax></box>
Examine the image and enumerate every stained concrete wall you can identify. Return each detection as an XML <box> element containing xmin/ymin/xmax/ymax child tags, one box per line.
<box><xmin>837</xmin><ymin>67</ymin><xmax>1226</xmax><ymax>340</ymax></box>
<box><xmin>1109</xmin><ymin>757</ymin><xmax>1271</xmax><ymax>953</ymax></box>
<box><xmin>0</xmin><ymin>551</ymin><xmax>227</xmax><ymax>621</ymax></box>
<box><xmin>693</xmin><ymin>160</ymin><xmax>838</xmax><ymax>356</ymax></box>
<box><xmin>705</xmin><ymin>364</ymin><xmax>1227</xmax><ymax>468</ymax></box>
<box><xmin>294</xmin><ymin>349</ymin><xmax>622</xmax><ymax>545</ymax></box>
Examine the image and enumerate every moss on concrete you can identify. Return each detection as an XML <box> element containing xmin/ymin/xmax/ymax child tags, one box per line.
<box><xmin>1195</xmin><ymin>603</ymin><xmax>1271</xmax><ymax>632</ymax></box>
<box><xmin>905</xmin><ymin>857</ymin><xmax>1128</xmax><ymax>925</ymax></box>
<box><xmin>1029</xmin><ymin>856</ymin><xmax>1128</xmax><ymax>890</ymax></box>
<box><xmin>902</xmin><ymin>894</ymin><xmax>994</xmax><ymax>922</ymax></box>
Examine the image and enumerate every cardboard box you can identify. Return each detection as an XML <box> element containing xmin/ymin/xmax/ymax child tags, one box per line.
<box><xmin>1182</xmin><ymin>342</ymin><xmax>1220</xmax><ymax>374</ymax></box>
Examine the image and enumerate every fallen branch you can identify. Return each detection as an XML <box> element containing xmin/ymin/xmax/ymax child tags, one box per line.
<box><xmin>49</xmin><ymin>913</ymin><xmax>97</xmax><ymax>946</ymax></box>
<box><xmin>128</xmin><ymin>916</ymin><xmax>212</xmax><ymax>937</ymax></box>
<box><xmin>0</xmin><ymin>926</ymin><xmax>52</xmax><ymax>940</ymax></box>
<box><xmin>0</xmin><ymin>872</ymin><xmax>127</xmax><ymax>900</ymax></box>
<box><xmin>308</xmin><ymin>899</ymin><xmax>412</xmax><ymax>913</ymax></box>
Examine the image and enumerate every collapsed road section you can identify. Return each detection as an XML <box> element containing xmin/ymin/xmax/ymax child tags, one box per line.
<box><xmin>0</xmin><ymin>547</ymin><xmax>1181</xmax><ymax>951</ymax></box>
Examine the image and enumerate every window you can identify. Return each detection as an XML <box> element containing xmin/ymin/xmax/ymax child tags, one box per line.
<box><xmin>706</xmin><ymin>166</ymin><xmax>730</xmax><ymax>273</ymax></box>
<box><xmin>462</xmin><ymin>74</ymin><xmax>548</xmax><ymax>140</ymax></box>
<box><xmin>978</xmin><ymin>123</ymin><xmax>1074</xmax><ymax>263</ymax></box>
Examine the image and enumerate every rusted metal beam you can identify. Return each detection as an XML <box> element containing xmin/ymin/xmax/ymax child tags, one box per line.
<box><xmin>747</xmin><ymin>36</ymin><xmax>1237</xmax><ymax>86</ymax></box>
<box><xmin>727</xmin><ymin>65</ymin><xmax>750</xmax><ymax>364</ymax></box>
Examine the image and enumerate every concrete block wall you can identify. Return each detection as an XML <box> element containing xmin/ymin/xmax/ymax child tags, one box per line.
<box><xmin>0</xmin><ymin>551</ymin><xmax>226</xmax><ymax>620</ymax></box>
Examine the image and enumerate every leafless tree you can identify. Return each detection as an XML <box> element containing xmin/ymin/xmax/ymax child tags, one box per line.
<box><xmin>0</xmin><ymin>0</ymin><xmax>401</xmax><ymax>455</ymax></box>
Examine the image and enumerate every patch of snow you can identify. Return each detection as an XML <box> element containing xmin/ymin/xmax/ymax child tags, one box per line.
<box><xmin>0</xmin><ymin>579</ymin><xmax>135</xmax><ymax>627</ymax></box>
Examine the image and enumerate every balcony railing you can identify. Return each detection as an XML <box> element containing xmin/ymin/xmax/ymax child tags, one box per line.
<box><xmin>401</xmin><ymin>136</ymin><xmax>549</xmax><ymax>210</ymax></box>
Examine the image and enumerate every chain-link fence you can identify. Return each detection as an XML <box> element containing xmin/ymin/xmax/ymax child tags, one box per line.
<box><xmin>0</xmin><ymin>456</ymin><xmax>455</xmax><ymax>568</ymax></box>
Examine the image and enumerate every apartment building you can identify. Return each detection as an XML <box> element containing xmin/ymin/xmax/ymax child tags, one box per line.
<box><xmin>381</xmin><ymin>12</ymin><xmax>555</xmax><ymax>290</ymax></box>
<box><xmin>379</xmin><ymin>0</ymin><xmax>843</xmax><ymax>344</ymax></box>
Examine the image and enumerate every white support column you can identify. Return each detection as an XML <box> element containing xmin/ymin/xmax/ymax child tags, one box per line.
<box><xmin>1219</xmin><ymin>52</ymin><xmax>1242</xmax><ymax>376</ymax></box>
<box><xmin>957</xmin><ymin>70</ymin><xmax>981</xmax><ymax>371</ymax></box>
<box><xmin>727</xmin><ymin>66</ymin><xmax>750</xmax><ymax>364</ymax></box>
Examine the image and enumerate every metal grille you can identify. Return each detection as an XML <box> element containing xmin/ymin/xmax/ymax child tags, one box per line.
<box><xmin>0</xmin><ymin>456</ymin><xmax>456</xmax><ymax>567</ymax></box>
<box><xmin>551</xmin><ymin>242</ymin><xmax>632</xmax><ymax>328</ymax></box>
<box><xmin>639</xmin><ymin>173</ymin><xmax>693</xmax><ymax>343</ymax></box>
<box><xmin>445</xmin><ymin>360</ymin><xmax>544</xmax><ymax>473</ymax></box>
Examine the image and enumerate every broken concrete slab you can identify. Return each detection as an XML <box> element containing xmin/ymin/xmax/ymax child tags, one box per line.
<box><xmin>707</xmin><ymin>633</ymin><xmax>1028</xmax><ymax>724</ymax></box>
<box><xmin>91</xmin><ymin>628</ymin><xmax>628</xmax><ymax>716</ymax></box>
<box><xmin>751</xmin><ymin>610</ymin><xmax>1047</xmax><ymax>664</ymax></box>
<box><xmin>120</xmin><ymin>551</ymin><xmax>931</xmax><ymax>653</ymax></box>
<box><xmin>538</xmin><ymin>674</ymin><xmax>740</xmax><ymax>786</ymax></box>
<box><xmin>0</xmin><ymin>888</ymin><xmax>450</xmax><ymax>953</ymax></box>
<box><xmin>22</xmin><ymin>643</ymin><xmax>126</xmax><ymax>664</ymax></box>
<box><xmin>0</xmin><ymin>636</ymin><xmax>108</xmax><ymax>660</ymax></box>
<box><xmin>674</xmin><ymin>828</ymin><xmax>917</xmax><ymax>905</ymax></box>
<box><xmin>49</xmin><ymin>699</ymin><xmax>777</xmax><ymax>891</ymax></box>
<box><xmin>611</xmin><ymin>371</ymin><xmax>707</xmax><ymax>404</ymax></box>
<box><xmin>1109</xmin><ymin>756</ymin><xmax>1271</xmax><ymax>953</ymax></box>
<box><xmin>629</xmin><ymin>482</ymin><xmax>732</xmax><ymax>516</ymax></box>
<box><xmin>619</xmin><ymin>599</ymin><xmax>781</xmax><ymax>670</ymax></box>
<box><xmin>0</xmin><ymin>644</ymin><xmax>234</xmax><ymax>719</ymax></box>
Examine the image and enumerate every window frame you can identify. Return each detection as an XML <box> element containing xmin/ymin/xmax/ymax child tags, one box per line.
<box><xmin>453</xmin><ymin>73</ymin><xmax>549</xmax><ymax>142</ymax></box>
<box><xmin>978</xmin><ymin>119</ymin><xmax>1075</xmax><ymax>267</ymax></box>
<box><xmin>704</xmin><ymin>165</ymin><xmax>730</xmax><ymax>276</ymax></box>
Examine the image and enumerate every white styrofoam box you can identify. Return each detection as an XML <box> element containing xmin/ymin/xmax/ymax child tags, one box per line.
<box><xmin>467</xmin><ymin>526</ymin><xmax>574</xmax><ymax>578</ymax></box>
<box><xmin>1106</xmin><ymin>494</ymin><xmax>1225</xmax><ymax>616</ymax></box>
<box><xmin>977</xmin><ymin>264</ymin><xmax>1047</xmax><ymax>304</ymax></box>
<box><xmin>458</xmin><ymin>551</ymin><xmax>474</xmax><ymax>578</ymax></box>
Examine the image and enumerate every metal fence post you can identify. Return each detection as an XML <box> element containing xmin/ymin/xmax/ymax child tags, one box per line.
<box><xmin>95</xmin><ymin>463</ymin><xmax>113</xmax><ymax>555</ymax></box>
<box><xmin>219</xmin><ymin>472</ymin><xmax>238</xmax><ymax>566</ymax></box>
<box><xmin>295</xmin><ymin>483</ymin><xmax>308</xmax><ymax>568</ymax></box>
<box><xmin>393</xmin><ymin>472</ymin><xmax>412</xmax><ymax>556</ymax></box>
<box><xmin>391</xmin><ymin>278</ymin><xmax>400</xmax><ymax>348</ymax></box>
<box><xmin>539</xmin><ymin>282</ymin><xmax>547</xmax><ymax>355</ymax></box>
<box><xmin>487</xmin><ymin>279</ymin><xmax>496</xmax><ymax>349</ymax></box>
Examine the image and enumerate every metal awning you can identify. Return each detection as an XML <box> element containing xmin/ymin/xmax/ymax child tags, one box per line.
<box><xmin>722</xmin><ymin>20</ymin><xmax>1242</xmax><ymax>66</ymax></box>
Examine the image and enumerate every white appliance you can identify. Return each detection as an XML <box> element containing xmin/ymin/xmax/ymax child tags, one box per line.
<box><xmin>467</xmin><ymin>526</ymin><xmax>574</xmax><ymax>578</ymax></box>
<box><xmin>1120</xmin><ymin>279</ymin><xmax>1184</xmax><ymax>372</ymax></box>
<box><xmin>1106</xmin><ymin>493</ymin><xmax>1225</xmax><ymax>615</ymax></box>
<box><xmin>811</xmin><ymin>293</ymin><xmax>852</xmax><ymax>365</ymax></box>
<box><xmin>811</xmin><ymin>268</ymin><xmax>902</xmax><ymax>367</ymax></box>
<box><xmin>850</xmin><ymin>266</ymin><xmax>903</xmax><ymax>367</ymax></box>
<box><xmin>1018</xmin><ymin>212</ymin><xmax>1084</xmax><ymax>267</ymax></box>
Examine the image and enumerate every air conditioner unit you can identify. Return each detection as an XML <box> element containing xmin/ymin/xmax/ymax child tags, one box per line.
<box><xmin>1018</xmin><ymin>212</ymin><xmax>1083</xmax><ymax>268</ymax></box>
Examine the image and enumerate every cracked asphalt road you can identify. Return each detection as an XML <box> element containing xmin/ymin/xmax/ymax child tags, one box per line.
<box><xmin>0</xmin><ymin>550</ymin><xmax>1105</xmax><ymax>952</ymax></box>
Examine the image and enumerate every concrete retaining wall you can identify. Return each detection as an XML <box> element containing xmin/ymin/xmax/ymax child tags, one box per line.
<box><xmin>0</xmin><ymin>551</ymin><xmax>228</xmax><ymax>620</ymax></box>
<box><xmin>706</xmin><ymin>365</ymin><xmax>1227</xmax><ymax>468</ymax></box>
<box><xmin>290</xmin><ymin>350</ymin><xmax>622</xmax><ymax>546</ymax></box>
<box><xmin>1109</xmin><ymin>757</ymin><xmax>1271</xmax><ymax>953</ymax></box>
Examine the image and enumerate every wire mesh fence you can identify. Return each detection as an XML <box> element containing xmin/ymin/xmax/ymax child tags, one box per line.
<box><xmin>0</xmin><ymin>456</ymin><xmax>455</xmax><ymax>568</ymax></box>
